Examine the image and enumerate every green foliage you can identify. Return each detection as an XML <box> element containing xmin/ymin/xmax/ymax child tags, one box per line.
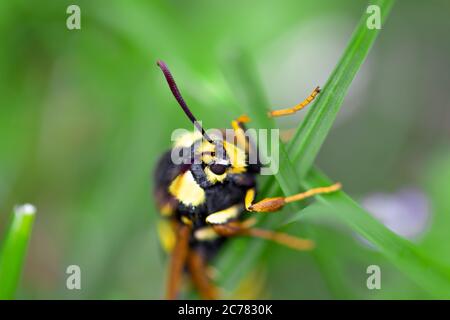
<box><xmin>289</xmin><ymin>0</ymin><xmax>396</xmax><ymax>178</ymax></box>
<box><xmin>300</xmin><ymin>168</ymin><xmax>450</xmax><ymax>298</ymax></box>
<box><xmin>215</xmin><ymin>0</ymin><xmax>450</xmax><ymax>299</ymax></box>
<box><xmin>0</xmin><ymin>205</ymin><xmax>36</xmax><ymax>299</ymax></box>
<box><xmin>1</xmin><ymin>0</ymin><xmax>449</xmax><ymax>299</ymax></box>
<box><xmin>215</xmin><ymin>0</ymin><xmax>396</xmax><ymax>294</ymax></box>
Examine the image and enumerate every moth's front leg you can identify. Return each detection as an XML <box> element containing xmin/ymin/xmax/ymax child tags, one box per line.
<box><xmin>244</xmin><ymin>183</ymin><xmax>342</xmax><ymax>213</ymax></box>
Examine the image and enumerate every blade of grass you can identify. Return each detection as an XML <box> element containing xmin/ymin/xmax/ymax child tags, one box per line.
<box><xmin>216</xmin><ymin>50</ymin><xmax>315</xmax><ymax>294</ymax></box>
<box><xmin>217</xmin><ymin>52</ymin><xmax>315</xmax><ymax>295</ymax></box>
<box><xmin>289</xmin><ymin>0</ymin><xmax>396</xmax><ymax>178</ymax></box>
<box><xmin>296</xmin><ymin>168</ymin><xmax>450</xmax><ymax>298</ymax></box>
<box><xmin>279</xmin><ymin>0</ymin><xmax>450</xmax><ymax>296</ymax></box>
<box><xmin>218</xmin><ymin>0</ymin><xmax>450</xmax><ymax>298</ymax></box>
<box><xmin>0</xmin><ymin>204</ymin><xmax>36</xmax><ymax>299</ymax></box>
<box><xmin>216</xmin><ymin>0</ymin><xmax>396</xmax><ymax>295</ymax></box>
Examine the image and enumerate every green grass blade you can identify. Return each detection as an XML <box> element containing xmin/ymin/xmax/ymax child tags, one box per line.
<box><xmin>289</xmin><ymin>0</ymin><xmax>395</xmax><ymax>178</ymax></box>
<box><xmin>216</xmin><ymin>0</ymin><xmax>396</xmax><ymax>295</ymax></box>
<box><xmin>218</xmin><ymin>0</ymin><xmax>450</xmax><ymax>299</ymax></box>
<box><xmin>216</xmin><ymin>52</ymin><xmax>311</xmax><ymax>294</ymax></box>
<box><xmin>283</xmin><ymin>0</ymin><xmax>450</xmax><ymax>296</ymax></box>
<box><xmin>0</xmin><ymin>204</ymin><xmax>36</xmax><ymax>299</ymax></box>
<box><xmin>298</xmin><ymin>168</ymin><xmax>450</xmax><ymax>298</ymax></box>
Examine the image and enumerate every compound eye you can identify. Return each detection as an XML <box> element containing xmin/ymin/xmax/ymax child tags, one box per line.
<box><xmin>209</xmin><ymin>163</ymin><xmax>227</xmax><ymax>175</ymax></box>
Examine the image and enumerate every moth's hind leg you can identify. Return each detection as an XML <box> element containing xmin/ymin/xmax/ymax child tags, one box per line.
<box><xmin>166</xmin><ymin>224</ymin><xmax>190</xmax><ymax>300</ymax></box>
<box><xmin>269</xmin><ymin>86</ymin><xmax>320</xmax><ymax>117</ymax></box>
<box><xmin>187</xmin><ymin>250</ymin><xmax>219</xmax><ymax>300</ymax></box>
<box><xmin>212</xmin><ymin>219</ymin><xmax>315</xmax><ymax>251</ymax></box>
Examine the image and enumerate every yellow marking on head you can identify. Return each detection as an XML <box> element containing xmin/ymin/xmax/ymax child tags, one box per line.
<box><xmin>201</xmin><ymin>153</ymin><xmax>214</xmax><ymax>164</ymax></box>
<box><xmin>245</xmin><ymin>188</ymin><xmax>256</xmax><ymax>211</ymax></box>
<box><xmin>157</xmin><ymin>220</ymin><xmax>176</xmax><ymax>253</ymax></box>
<box><xmin>223</xmin><ymin>141</ymin><xmax>247</xmax><ymax>174</ymax></box>
<box><xmin>206</xmin><ymin>205</ymin><xmax>241</xmax><ymax>225</ymax></box>
<box><xmin>173</xmin><ymin>131</ymin><xmax>202</xmax><ymax>148</ymax></box>
<box><xmin>194</xmin><ymin>227</ymin><xmax>220</xmax><ymax>241</ymax></box>
<box><xmin>204</xmin><ymin>166</ymin><xmax>227</xmax><ymax>183</ymax></box>
<box><xmin>169</xmin><ymin>170</ymin><xmax>205</xmax><ymax>206</ymax></box>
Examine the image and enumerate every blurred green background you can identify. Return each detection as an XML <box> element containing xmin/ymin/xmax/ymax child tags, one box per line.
<box><xmin>0</xmin><ymin>0</ymin><xmax>449</xmax><ymax>299</ymax></box>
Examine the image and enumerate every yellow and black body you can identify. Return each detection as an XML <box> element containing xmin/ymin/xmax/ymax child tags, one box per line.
<box><xmin>154</xmin><ymin>126</ymin><xmax>260</xmax><ymax>258</ymax></box>
<box><xmin>153</xmin><ymin>60</ymin><xmax>341</xmax><ymax>300</ymax></box>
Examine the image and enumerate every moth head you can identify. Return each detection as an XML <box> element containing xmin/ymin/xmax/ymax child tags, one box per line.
<box><xmin>199</xmin><ymin>135</ymin><xmax>247</xmax><ymax>184</ymax></box>
<box><xmin>158</xmin><ymin>60</ymin><xmax>247</xmax><ymax>184</ymax></box>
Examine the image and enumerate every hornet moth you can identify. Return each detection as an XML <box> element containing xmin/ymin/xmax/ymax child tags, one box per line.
<box><xmin>153</xmin><ymin>60</ymin><xmax>341</xmax><ymax>299</ymax></box>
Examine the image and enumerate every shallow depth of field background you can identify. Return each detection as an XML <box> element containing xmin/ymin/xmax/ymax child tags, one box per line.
<box><xmin>1</xmin><ymin>0</ymin><xmax>449</xmax><ymax>299</ymax></box>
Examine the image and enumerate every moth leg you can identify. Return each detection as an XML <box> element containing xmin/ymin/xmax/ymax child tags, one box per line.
<box><xmin>205</xmin><ymin>206</ymin><xmax>314</xmax><ymax>251</ymax></box>
<box><xmin>244</xmin><ymin>183</ymin><xmax>342</xmax><ymax>213</ymax></box>
<box><xmin>268</xmin><ymin>86</ymin><xmax>320</xmax><ymax>118</ymax></box>
<box><xmin>212</xmin><ymin>220</ymin><xmax>314</xmax><ymax>251</ymax></box>
<box><xmin>187</xmin><ymin>250</ymin><xmax>219</xmax><ymax>300</ymax></box>
<box><xmin>166</xmin><ymin>224</ymin><xmax>190</xmax><ymax>300</ymax></box>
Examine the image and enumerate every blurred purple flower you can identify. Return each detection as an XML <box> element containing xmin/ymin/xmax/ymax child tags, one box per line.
<box><xmin>362</xmin><ymin>188</ymin><xmax>431</xmax><ymax>241</ymax></box>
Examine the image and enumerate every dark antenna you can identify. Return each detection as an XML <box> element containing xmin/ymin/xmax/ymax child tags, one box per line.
<box><xmin>157</xmin><ymin>60</ymin><xmax>212</xmax><ymax>142</ymax></box>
